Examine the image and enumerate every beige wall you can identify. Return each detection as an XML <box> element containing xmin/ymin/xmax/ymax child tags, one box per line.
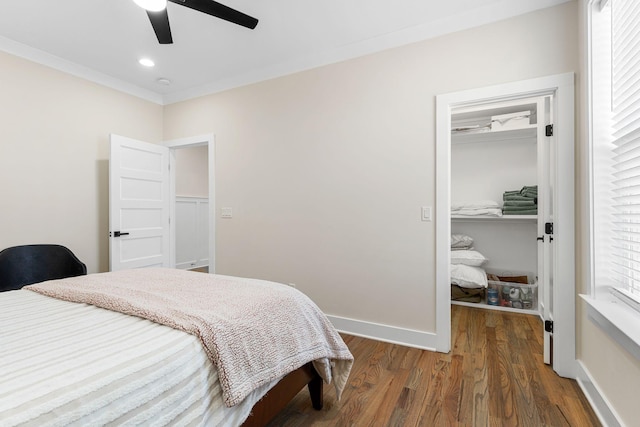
<box><xmin>164</xmin><ymin>2</ymin><xmax>579</xmax><ymax>332</ymax></box>
<box><xmin>0</xmin><ymin>51</ymin><xmax>163</xmax><ymax>273</ymax></box>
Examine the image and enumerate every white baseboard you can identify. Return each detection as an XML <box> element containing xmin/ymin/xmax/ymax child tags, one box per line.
<box><xmin>575</xmin><ymin>360</ymin><xmax>623</xmax><ymax>427</ymax></box>
<box><xmin>326</xmin><ymin>315</ymin><xmax>437</xmax><ymax>351</ymax></box>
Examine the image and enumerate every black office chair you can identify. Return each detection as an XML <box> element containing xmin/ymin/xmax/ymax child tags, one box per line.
<box><xmin>0</xmin><ymin>244</ymin><xmax>87</xmax><ymax>292</ymax></box>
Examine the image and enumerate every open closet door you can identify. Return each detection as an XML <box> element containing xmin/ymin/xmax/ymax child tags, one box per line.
<box><xmin>537</xmin><ymin>96</ymin><xmax>554</xmax><ymax>365</ymax></box>
<box><xmin>109</xmin><ymin>134</ymin><xmax>171</xmax><ymax>271</ymax></box>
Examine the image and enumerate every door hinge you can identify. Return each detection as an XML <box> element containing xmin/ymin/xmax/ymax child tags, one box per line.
<box><xmin>545</xmin><ymin>124</ymin><xmax>554</xmax><ymax>137</ymax></box>
<box><xmin>545</xmin><ymin>222</ymin><xmax>554</xmax><ymax>235</ymax></box>
<box><xmin>545</xmin><ymin>320</ymin><xmax>554</xmax><ymax>333</ymax></box>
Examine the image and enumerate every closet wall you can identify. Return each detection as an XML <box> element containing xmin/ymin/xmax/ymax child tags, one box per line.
<box><xmin>451</xmin><ymin>135</ymin><xmax>537</xmax><ymax>205</ymax></box>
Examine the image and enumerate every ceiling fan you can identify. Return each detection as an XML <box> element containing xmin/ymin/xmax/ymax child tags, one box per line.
<box><xmin>133</xmin><ymin>0</ymin><xmax>258</xmax><ymax>44</ymax></box>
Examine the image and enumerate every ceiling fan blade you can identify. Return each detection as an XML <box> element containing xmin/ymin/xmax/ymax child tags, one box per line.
<box><xmin>147</xmin><ymin>8</ymin><xmax>173</xmax><ymax>44</ymax></box>
<box><xmin>169</xmin><ymin>0</ymin><xmax>258</xmax><ymax>30</ymax></box>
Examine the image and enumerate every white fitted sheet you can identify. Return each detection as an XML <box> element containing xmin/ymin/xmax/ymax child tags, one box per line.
<box><xmin>0</xmin><ymin>290</ymin><xmax>275</xmax><ymax>427</ymax></box>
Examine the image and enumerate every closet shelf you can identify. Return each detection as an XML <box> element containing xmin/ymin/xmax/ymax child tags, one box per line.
<box><xmin>451</xmin><ymin>300</ymin><xmax>539</xmax><ymax>316</ymax></box>
<box><xmin>451</xmin><ymin>215</ymin><xmax>537</xmax><ymax>222</ymax></box>
<box><xmin>452</xmin><ymin>126</ymin><xmax>536</xmax><ymax>144</ymax></box>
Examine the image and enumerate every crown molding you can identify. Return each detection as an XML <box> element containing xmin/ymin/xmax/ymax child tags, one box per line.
<box><xmin>0</xmin><ymin>35</ymin><xmax>163</xmax><ymax>104</ymax></box>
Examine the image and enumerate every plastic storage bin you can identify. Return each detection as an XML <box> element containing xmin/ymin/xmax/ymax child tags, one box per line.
<box><xmin>485</xmin><ymin>269</ymin><xmax>537</xmax><ymax>310</ymax></box>
<box><xmin>488</xmin><ymin>280</ymin><xmax>537</xmax><ymax>310</ymax></box>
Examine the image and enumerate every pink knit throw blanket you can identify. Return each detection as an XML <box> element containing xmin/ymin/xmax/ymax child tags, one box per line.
<box><xmin>26</xmin><ymin>268</ymin><xmax>353</xmax><ymax>407</ymax></box>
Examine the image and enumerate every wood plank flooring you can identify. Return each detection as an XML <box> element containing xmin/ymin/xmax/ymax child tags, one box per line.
<box><xmin>267</xmin><ymin>304</ymin><xmax>601</xmax><ymax>427</ymax></box>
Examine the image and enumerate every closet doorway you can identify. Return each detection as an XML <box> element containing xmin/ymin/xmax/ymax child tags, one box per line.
<box><xmin>174</xmin><ymin>145</ymin><xmax>209</xmax><ymax>271</ymax></box>
<box><xmin>165</xmin><ymin>134</ymin><xmax>216</xmax><ymax>274</ymax></box>
<box><xmin>435</xmin><ymin>73</ymin><xmax>576</xmax><ymax>379</ymax></box>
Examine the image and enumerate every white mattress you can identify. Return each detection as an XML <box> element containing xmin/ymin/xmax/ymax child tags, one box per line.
<box><xmin>0</xmin><ymin>290</ymin><xmax>276</xmax><ymax>427</ymax></box>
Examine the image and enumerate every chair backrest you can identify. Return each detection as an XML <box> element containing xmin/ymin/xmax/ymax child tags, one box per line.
<box><xmin>0</xmin><ymin>244</ymin><xmax>87</xmax><ymax>292</ymax></box>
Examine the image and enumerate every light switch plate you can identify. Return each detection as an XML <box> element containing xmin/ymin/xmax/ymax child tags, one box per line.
<box><xmin>221</xmin><ymin>207</ymin><xmax>233</xmax><ymax>218</ymax></box>
<box><xmin>421</xmin><ymin>206</ymin><xmax>432</xmax><ymax>221</ymax></box>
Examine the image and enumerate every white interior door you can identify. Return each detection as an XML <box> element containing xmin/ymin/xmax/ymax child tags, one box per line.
<box><xmin>109</xmin><ymin>134</ymin><xmax>171</xmax><ymax>271</ymax></box>
<box><xmin>537</xmin><ymin>96</ymin><xmax>554</xmax><ymax>365</ymax></box>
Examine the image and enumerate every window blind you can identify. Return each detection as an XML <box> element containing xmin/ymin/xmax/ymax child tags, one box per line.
<box><xmin>611</xmin><ymin>0</ymin><xmax>640</xmax><ymax>303</ymax></box>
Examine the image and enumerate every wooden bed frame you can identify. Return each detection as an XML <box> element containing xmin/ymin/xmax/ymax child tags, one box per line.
<box><xmin>241</xmin><ymin>362</ymin><xmax>323</xmax><ymax>426</ymax></box>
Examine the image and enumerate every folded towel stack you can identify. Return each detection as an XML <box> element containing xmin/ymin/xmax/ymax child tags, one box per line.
<box><xmin>502</xmin><ymin>186</ymin><xmax>537</xmax><ymax>215</ymax></box>
<box><xmin>451</xmin><ymin>200</ymin><xmax>502</xmax><ymax>217</ymax></box>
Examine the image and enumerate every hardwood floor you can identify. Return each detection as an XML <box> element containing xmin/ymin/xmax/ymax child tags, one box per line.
<box><xmin>267</xmin><ymin>304</ymin><xmax>601</xmax><ymax>427</ymax></box>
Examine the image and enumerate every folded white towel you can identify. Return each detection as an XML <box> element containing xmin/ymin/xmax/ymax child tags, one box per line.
<box><xmin>451</xmin><ymin>208</ymin><xmax>502</xmax><ymax>217</ymax></box>
<box><xmin>451</xmin><ymin>200</ymin><xmax>500</xmax><ymax>210</ymax></box>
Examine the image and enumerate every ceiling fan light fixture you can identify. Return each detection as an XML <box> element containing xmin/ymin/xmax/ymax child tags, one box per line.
<box><xmin>133</xmin><ymin>0</ymin><xmax>167</xmax><ymax>12</ymax></box>
<box><xmin>138</xmin><ymin>58</ymin><xmax>155</xmax><ymax>67</ymax></box>
<box><xmin>141</xmin><ymin>0</ymin><xmax>258</xmax><ymax>45</ymax></box>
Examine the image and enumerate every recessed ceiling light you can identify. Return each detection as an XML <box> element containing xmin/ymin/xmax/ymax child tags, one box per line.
<box><xmin>139</xmin><ymin>58</ymin><xmax>155</xmax><ymax>67</ymax></box>
<box><xmin>133</xmin><ymin>0</ymin><xmax>167</xmax><ymax>12</ymax></box>
<box><xmin>156</xmin><ymin>78</ymin><xmax>171</xmax><ymax>86</ymax></box>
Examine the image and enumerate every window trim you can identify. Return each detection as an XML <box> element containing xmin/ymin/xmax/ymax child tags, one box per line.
<box><xmin>584</xmin><ymin>0</ymin><xmax>640</xmax><ymax>360</ymax></box>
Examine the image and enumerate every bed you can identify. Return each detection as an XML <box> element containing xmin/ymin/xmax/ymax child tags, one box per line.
<box><xmin>0</xmin><ymin>268</ymin><xmax>353</xmax><ymax>426</ymax></box>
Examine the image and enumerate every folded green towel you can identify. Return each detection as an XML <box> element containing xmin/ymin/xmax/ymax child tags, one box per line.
<box><xmin>521</xmin><ymin>185</ymin><xmax>538</xmax><ymax>198</ymax></box>
<box><xmin>503</xmin><ymin>205</ymin><xmax>539</xmax><ymax>211</ymax></box>
<box><xmin>503</xmin><ymin>200</ymin><xmax>536</xmax><ymax>207</ymax></box>
<box><xmin>505</xmin><ymin>186</ymin><xmax>537</xmax><ymax>192</ymax></box>
<box><xmin>503</xmin><ymin>186</ymin><xmax>538</xmax><ymax>206</ymax></box>
<box><xmin>503</xmin><ymin>209</ymin><xmax>538</xmax><ymax>215</ymax></box>
<box><xmin>503</xmin><ymin>194</ymin><xmax>536</xmax><ymax>202</ymax></box>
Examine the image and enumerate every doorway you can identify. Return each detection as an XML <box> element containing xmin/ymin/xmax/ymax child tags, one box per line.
<box><xmin>435</xmin><ymin>73</ymin><xmax>576</xmax><ymax>378</ymax></box>
<box><xmin>173</xmin><ymin>145</ymin><xmax>209</xmax><ymax>271</ymax></box>
<box><xmin>165</xmin><ymin>134</ymin><xmax>216</xmax><ymax>273</ymax></box>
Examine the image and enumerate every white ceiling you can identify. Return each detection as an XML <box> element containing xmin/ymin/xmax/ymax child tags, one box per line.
<box><xmin>0</xmin><ymin>0</ymin><xmax>570</xmax><ymax>104</ymax></box>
